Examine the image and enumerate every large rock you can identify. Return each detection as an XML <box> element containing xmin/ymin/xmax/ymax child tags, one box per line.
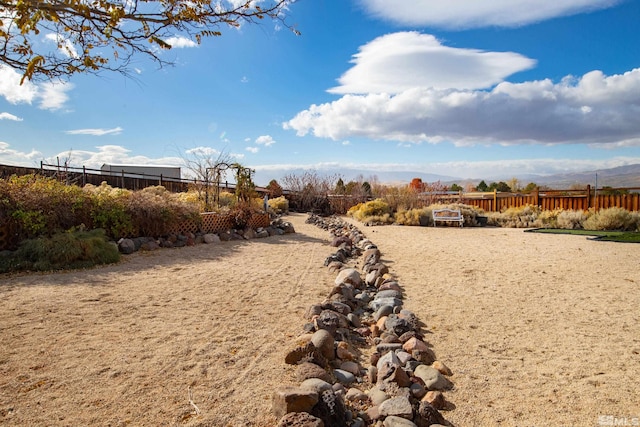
<box><xmin>335</xmin><ymin>268</ymin><xmax>362</xmax><ymax>288</ymax></box>
<box><xmin>379</xmin><ymin>396</ymin><xmax>413</xmax><ymax>419</ymax></box>
<box><xmin>413</xmin><ymin>365</ymin><xmax>452</xmax><ymax>391</ymax></box>
<box><xmin>117</xmin><ymin>238</ymin><xmax>135</xmax><ymax>254</ymax></box>
<box><xmin>272</xmin><ymin>387</ymin><xmax>319</xmax><ymax>419</ymax></box>
<box><xmin>311</xmin><ymin>329</ymin><xmax>335</xmax><ymax>361</ymax></box>
<box><xmin>296</xmin><ymin>362</ymin><xmax>333</xmax><ymax>383</ymax></box>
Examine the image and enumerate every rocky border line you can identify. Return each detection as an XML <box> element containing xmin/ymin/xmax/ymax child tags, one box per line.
<box><xmin>273</xmin><ymin>214</ymin><xmax>455</xmax><ymax>427</ymax></box>
<box><xmin>116</xmin><ymin>218</ymin><xmax>295</xmax><ymax>254</ymax></box>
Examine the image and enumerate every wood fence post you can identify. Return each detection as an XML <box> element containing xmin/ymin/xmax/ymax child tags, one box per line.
<box><xmin>493</xmin><ymin>189</ymin><xmax>497</xmax><ymax>212</ymax></box>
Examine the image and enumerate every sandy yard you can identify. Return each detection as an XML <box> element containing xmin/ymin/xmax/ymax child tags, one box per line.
<box><xmin>1</xmin><ymin>212</ymin><xmax>639</xmax><ymax>426</ymax></box>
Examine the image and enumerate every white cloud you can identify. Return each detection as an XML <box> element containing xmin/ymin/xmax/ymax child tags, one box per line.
<box><xmin>241</xmin><ymin>76</ymin><xmax>249</xmax><ymax>83</ymax></box>
<box><xmin>246</xmin><ymin>146</ymin><xmax>259</xmax><ymax>153</ymax></box>
<box><xmin>0</xmin><ymin>66</ymin><xmax>38</xmax><ymax>104</ymax></box>
<box><xmin>285</xmin><ymin>68</ymin><xmax>640</xmax><ymax>147</ymax></box>
<box><xmin>166</xmin><ymin>36</ymin><xmax>198</xmax><ymax>48</ymax></box>
<box><xmin>255</xmin><ymin>135</ymin><xmax>276</xmax><ymax>146</ymax></box>
<box><xmin>38</xmin><ymin>81</ymin><xmax>74</xmax><ymax>110</ymax></box>
<box><xmin>185</xmin><ymin>146</ymin><xmax>221</xmax><ymax>157</ymax></box>
<box><xmin>330</xmin><ymin>32</ymin><xmax>535</xmax><ymax>94</ymax></box>
<box><xmin>0</xmin><ymin>112</ymin><xmax>22</xmax><ymax>121</ymax></box>
<box><xmin>0</xmin><ymin>141</ymin><xmax>42</xmax><ymax>165</ymax></box>
<box><xmin>359</xmin><ymin>0</ymin><xmax>622</xmax><ymax>29</ymax></box>
<box><xmin>0</xmin><ymin>65</ymin><xmax>73</xmax><ymax>110</ymax></box>
<box><xmin>65</xmin><ymin>127</ymin><xmax>123</xmax><ymax>136</ymax></box>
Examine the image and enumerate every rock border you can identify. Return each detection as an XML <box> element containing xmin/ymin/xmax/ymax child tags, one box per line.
<box><xmin>274</xmin><ymin>214</ymin><xmax>455</xmax><ymax>427</ymax></box>
<box><xmin>116</xmin><ymin>217</ymin><xmax>296</xmax><ymax>254</ymax></box>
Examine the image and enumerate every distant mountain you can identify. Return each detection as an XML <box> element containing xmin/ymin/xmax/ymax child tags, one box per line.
<box><xmin>253</xmin><ymin>167</ymin><xmax>457</xmax><ymax>187</ymax></box>
<box><xmin>254</xmin><ymin>164</ymin><xmax>640</xmax><ymax>189</ymax></box>
<box><xmin>512</xmin><ymin>164</ymin><xmax>640</xmax><ymax>189</ymax></box>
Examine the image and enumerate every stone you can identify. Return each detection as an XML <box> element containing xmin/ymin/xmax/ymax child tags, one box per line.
<box><xmin>305</xmin><ymin>304</ymin><xmax>323</xmax><ymax>320</ymax></box>
<box><xmin>333</xmin><ymin>369</ymin><xmax>356</xmax><ymax>385</ymax></box>
<box><xmin>276</xmin><ymin>411</ymin><xmax>325</xmax><ymax>427</ymax></box>
<box><xmin>376</xmin><ymin>349</ymin><xmax>401</xmax><ymax>372</ymax></box>
<box><xmin>396</xmin><ymin>351</ymin><xmax>412</xmax><ymax>366</ymax></box>
<box><xmin>432</xmin><ymin>361</ymin><xmax>453</xmax><ymax>376</ymax></box>
<box><xmin>413</xmin><ymin>402</ymin><xmax>447</xmax><ymax>427</ymax></box>
<box><xmin>413</xmin><ymin>365</ymin><xmax>452</xmax><ymax>391</ymax></box>
<box><xmin>336</xmin><ymin>345</ymin><xmax>356</xmax><ymax>361</ymax></box>
<box><xmin>421</xmin><ymin>391</ymin><xmax>446</xmax><ymax>410</ymax></box>
<box><xmin>411</xmin><ymin>348</ymin><xmax>436</xmax><ymax>365</ymax></box>
<box><xmin>340</xmin><ymin>361</ymin><xmax>360</xmax><ymax>376</ymax></box>
<box><xmin>335</xmin><ymin>268</ymin><xmax>362</xmax><ymax>288</ymax></box>
<box><xmin>378</xmin><ymin>281</ymin><xmax>403</xmax><ymax>292</ymax></box>
<box><xmin>410</xmin><ymin>382</ymin><xmax>427</xmax><ymax>399</ymax></box>
<box><xmin>402</xmin><ymin>337</ymin><xmax>429</xmax><ymax>353</ymax></box>
<box><xmin>311</xmin><ymin>329</ymin><xmax>335</xmax><ymax>361</ymax></box>
<box><xmin>324</xmin><ymin>301</ymin><xmax>351</xmax><ymax>316</ymax></box>
<box><xmin>140</xmin><ymin>239</ymin><xmax>160</xmax><ymax>251</ymax></box>
<box><xmin>376</xmin><ymin>343</ymin><xmax>403</xmax><ymax>355</ymax></box>
<box><xmin>378</xmin><ymin>365</ymin><xmax>411</xmax><ymax>388</ymax></box>
<box><xmin>379</xmin><ymin>396</ymin><xmax>413</xmax><ymax>419</ymax></box>
<box><xmin>368</xmin><ymin>387</ymin><xmax>388</xmax><ymax>405</ymax></box>
<box><xmin>295</xmin><ymin>362</ymin><xmax>333</xmax><ymax>383</ymax></box>
<box><xmin>345</xmin><ymin>388</ymin><xmax>369</xmax><ymax>403</ymax></box>
<box><xmin>300</xmin><ymin>378</ymin><xmax>333</xmax><ymax>394</ymax></box>
<box><xmin>384</xmin><ymin>315</ymin><xmax>412</xmax><ymax>336</ymax></box>
<box><xmin>373</xmin><ymin>305</ymin><xmax>394</xmax><ymax>321</ymax></box>
<box><xmin>347</xmin><ymin>313</ymin><xmax>361</xmax><ymax>328</ymax></box>
<box><xmin>377</xmin><ymin>289</ymin><xmax>403</xmax><ymax>299</ymax></box>
<box><xmin>272</xmin><ymin>387</ymin><xmax>319</xmax><ymax>419</ymax></box>
<box><xmin>369</xmin><ymin>297</ymin><xmax>403</xmax><ymax>312</ymax></box>
<box><xmin>117</xmin><ymin>238</ymin><xmax>135</xmax><ymax>254</ymax></box>
<box><xmin>383</xmin><ymin>416</ymin><xmax>418</xmax><ymax>427</ymax></box>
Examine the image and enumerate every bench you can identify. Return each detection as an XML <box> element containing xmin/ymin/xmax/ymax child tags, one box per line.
<box><xmin>432</xmin><ymin>209</ymin><xmax>464</xmax><ymax>227</ymax></box>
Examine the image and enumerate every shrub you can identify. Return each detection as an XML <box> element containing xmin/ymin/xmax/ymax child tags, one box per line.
<box><xmin>583</xmin><ymin>207</ymin><xmax>638</xmax><ymax>231</ymax></box>
<box><xmin>394</xmin><ymin>207</ymin><xmax>430</xmax><ymax>226</ymax></box>
<box><xmin>268</xmin><ymin>196</ymin><xmax>289</xmax><ymax>214</ymax></box>
<box><xmin>490</xmin><ymin>204</ymin><xmax>541</xmax><ymax>228</ymax></box>
<box><xmin>556</xmin><ymin>210</ymin><xmax>588</xmax><ymax>230</ymax></box>
<box><xmin>347</xmin><ymin>199</ymin><xmax>393</xmax><ymax>224</ymax></box>
<box><xmin>0</xmin><ymin>229</ymin><xmax>120</xmax><ymax>273</ymax></box>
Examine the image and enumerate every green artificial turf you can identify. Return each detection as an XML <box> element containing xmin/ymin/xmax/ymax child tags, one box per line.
<box><xmin>526</xmin><ymin>228</ymin><xmax>640</xmax><ymax>243</ymax></box>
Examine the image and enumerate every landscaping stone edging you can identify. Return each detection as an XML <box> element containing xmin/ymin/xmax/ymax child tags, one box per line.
<box><xmin>274</xmin><ymin>214</ymin><xmax>455</xmax><ymax>427</ymax></box>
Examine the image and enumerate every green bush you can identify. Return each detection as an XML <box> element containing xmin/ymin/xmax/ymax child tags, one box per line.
<box><xmin>0</xmin><ymin>228</ymin><xmax>120</xmax><ymax>273</ymax></box>
<box><xmin>583</xmin><ymin>207</ymin><xmax>638</xmax><ymax>231</ymax></box>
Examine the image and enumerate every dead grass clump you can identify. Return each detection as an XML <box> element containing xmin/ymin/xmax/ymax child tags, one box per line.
<box><xmin>583</xmin><ymin>207</ymin><xmax>639</xmax><ymax>231</ymax></box>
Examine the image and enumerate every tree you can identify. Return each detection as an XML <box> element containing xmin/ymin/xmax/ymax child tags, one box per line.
<box><xmin>1</xmin><ymin>0</ymin><xmax>298</xmax><ymax>82</ymax></box>
<box><xmin>409</xmin><ymin>178</ymin><xmax>424</xmax><ymax>192</ymax></box>
<box><xmin>477</xmin><ymin>180</ymin><xmax>489</xmax><ymax>192</ymax></box>
<box><xmin>181</xmin><ymin>148</ymin><xmax>232</xmax><ymax>210</ymax></box>
<box><xmin>450</xmin><ymin>183</ymin><xmax>463</xmax><ymax>192</ymax></box>
<box><xmin>334</xmin><ymin>178</ymin><xmax>346</xmax><ymax>195</ymax></box>
<box><xmin>524</xmin><ymin>182</ymin><xmax>538</xmax><ymax>192</ymax></box>
<box><xmin>266</xmin><ymin>179</ymin><xmax>283</xmax><ymax>198</ymax></box>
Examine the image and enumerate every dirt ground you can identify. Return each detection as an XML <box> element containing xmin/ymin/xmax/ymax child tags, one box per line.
<box><xmin>1</xmin><ymin>212</ymin><xmax>639</xmax><ymax>426</ymax></box>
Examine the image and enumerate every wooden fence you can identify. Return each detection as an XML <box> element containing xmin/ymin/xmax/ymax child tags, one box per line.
<box><xmin>0</xmin><ymin>162</ymin><xmax>273</xmax><ymax>195</ymax></box>
<box><xmin>434</xmin><ymin>186</ymin><xmax>640</xmax><ymax>212</ymax></box>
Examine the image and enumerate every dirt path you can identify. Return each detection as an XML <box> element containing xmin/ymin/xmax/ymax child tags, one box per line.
<box><xmin>0</xmin><ymin>213</ymin><xmax>333</xmax><ymax>426</ymax></box>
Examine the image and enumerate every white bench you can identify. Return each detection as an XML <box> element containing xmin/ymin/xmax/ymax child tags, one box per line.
<box><xmin>432</xmin><ymin>209</ymin><xmax>464</xmax><ymax>227</ymax></box>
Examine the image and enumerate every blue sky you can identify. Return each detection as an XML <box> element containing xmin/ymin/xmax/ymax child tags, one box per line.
<box><xmin>1</xmin><ymin>0</ymin><xmax>640</xmax><ymax>186</ymax></box>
